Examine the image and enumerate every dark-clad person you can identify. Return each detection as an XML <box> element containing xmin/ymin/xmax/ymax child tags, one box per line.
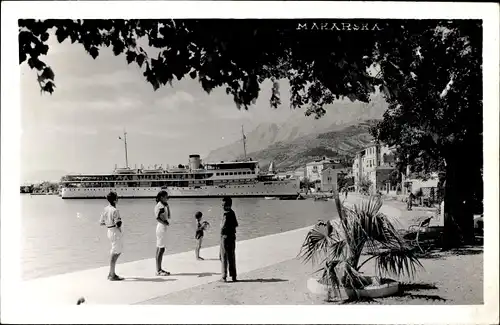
<box><xmin>407</xmin><ymin>192</ymin><xmax>414</xmax><ymax>211</ymax></box>
<box><xmin>219</xmin><ymin>196</ymin><xmax>239</xmax><ymax>282</ymax></box>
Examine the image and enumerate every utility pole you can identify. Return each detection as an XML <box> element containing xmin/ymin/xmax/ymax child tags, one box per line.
<box><xmin>241</xmin><ymin>125</ymin><xmax>247</xmax><ymax>160</ymax></box>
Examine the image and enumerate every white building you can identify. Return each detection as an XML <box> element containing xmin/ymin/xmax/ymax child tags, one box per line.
<box><xmin>294</xmin><ymin>167</ymin><xmax>306</xmax><ymax>181</ymax></box>
<box><xmin>276</xmin><ymin>171</ymin><xmax>296</xmax><ymax>180</ymax></box>
<box><xmin>305</xmin><ymin>157</ymin><xmax>344</xmax><ymax>182</ymax></box>
<box><xmin>402</xmin><ymin>172</ymin><xmax>439</xmax><ymax>195</ymax></box>
<box><xmin>352</xmin><ymin>143</ymin><xmax>397</xmax><ymax>193</ymax></box>
<box><xmin>320</xmin><ymin>167</ymin><xmax>351</xmax><ymax>192</ymax></box>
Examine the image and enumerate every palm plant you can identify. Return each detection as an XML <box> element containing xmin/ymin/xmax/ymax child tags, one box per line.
<box><xmin>299</xmin><ymin>194</ymin><xmax>423</xmax><ymax>300</ymax></box>
<box><xmin>357</xmin><ymin>176</ymin><xmax>373</xmax><ymax>195</ymax></box>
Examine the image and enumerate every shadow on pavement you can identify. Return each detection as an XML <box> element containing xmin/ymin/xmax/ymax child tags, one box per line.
<box><xmin>233</xmin><ymin>278</ymin><xmax>288</xmax><ymax>283</ymax></box>
<box><xmin>397</xmin><ymin>281</ymin><xmax>447</xmax><ymax>302</ymax></box>
<box><xmin>340</xmin><ymin>296</ymin><xmax>379</xmax><ymax>304</ymax></box>
<box><xmin>336</xmin><ymin>282</ymin><xmax>447</xmax><ymax>304</ymax></box>
<box><xmin>171</xmin><ymin>272</ymin><xmax>220</xmax><ymax>277</ymax></box>
<box><xmin>417</xmin><ymin>246</ymin><xmax>483</xmax><ymax>260</ymax></box>
<box><xmin>398</xmin><ymin>293</ymin><xmax>447</xmax><ymax>301</ymax></box>
<box><xmin>399</xmin><ymin>282</ymin><xmax>438</xmax><ymax>291</ymax></box>
<box><xmin>125</xmin><ymin>277</ymin><xmax>177</xmax><ymax>282</ymax></box>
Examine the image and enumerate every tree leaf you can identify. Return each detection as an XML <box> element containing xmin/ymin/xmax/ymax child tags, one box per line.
<box><xmin>126</xmin><ymin>50</ymin><xmax>137</xmax><ymax>64</ymax></box>
<box><xmin>112</xmin><ymin>39</ymin><xmax>125</xmax><ymax>56</ymax></box>
<box><xmin>40</xmin><ymin>44</ymin><xmax>49</xmax><ymax>56</ymax></box>
<box><xmin>42</xmin><ymin>81</ymin><xmax>56</xmax><ymax>94</ymax></box>
<box><xmin>40</xmin><ymin>67</ymin><xmax>55</xmax><ymax>81</ymax></box>
<box><xmin>88</xmin><ymin>47</ymin><xmax>99</xmax><ymax>59</ymax></box>
<box><xmin>40</xmin><ymin>32</ymin><xmax>49</xmax><ymax>42</ymax></box>
<box><xmin>19</xmin><ymin>51</ymin><xmax>27</xmax><ymax>64</ymax></box>
<box><xmin>135</xmin><ymin>53</ymin><xmax>145</xmax><ymax>68</ymax></box>
<box><xmin>55</xmin><ymin>28</ymin><xmax>68</xmax><ymax>43</ymax></box>
<box><xmin>27</xmin><ymin>57</ymin><xmax>46</xmax><ymax>71</ymax></box>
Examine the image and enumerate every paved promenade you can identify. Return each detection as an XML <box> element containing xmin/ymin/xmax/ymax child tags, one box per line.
<box><xmin>15</xmin><ymin>194</ymin><xmax>436</xmax><ymax>306</ymax></box>
<box><xmin>345</xmin><ymin>193</ymin><xmax>439</xmax><ymax>229</ymax></box>
<box><xmin>18</xmin><ymin>226</ymin><xmax>312</xmax><ymax>305</ymax></box>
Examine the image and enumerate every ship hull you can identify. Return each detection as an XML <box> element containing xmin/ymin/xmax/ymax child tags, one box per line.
<box><xmin>61</xmin><ymin>181</ymin><xmax>300</xmax><ymax>199</ymax></box>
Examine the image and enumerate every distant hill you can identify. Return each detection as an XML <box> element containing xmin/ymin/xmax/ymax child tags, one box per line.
<box><xmin>204</xmin><ymin>94</ymin><xmax>387</xmax><ymax>163</ymax></box>
<box><xmin>240</xmin><ymin>120</ymin><xmax>379</xmax><ymax>171</ymax></box>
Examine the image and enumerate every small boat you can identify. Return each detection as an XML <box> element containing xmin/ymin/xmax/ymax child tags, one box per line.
<box><xmin>264</xmin><ymin>196</ymin><xmax>279</xmax><ymax>200</ymax></box>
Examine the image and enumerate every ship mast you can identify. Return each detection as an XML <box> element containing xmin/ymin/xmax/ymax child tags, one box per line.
<box><xmin>119</xmin><ymin>129</ymin><xmax>129</xmax><ymax>169</ymax></box>
<box><xmin>241</xmin><ymin>125</ymin><xmax>247</xmax><ymax>160</ymax></box>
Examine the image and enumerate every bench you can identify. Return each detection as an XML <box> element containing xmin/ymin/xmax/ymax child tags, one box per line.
<box><xmin>402</xmin><ymin>216</ymin><xmax>433</xmax><ymax>253</ymax></box>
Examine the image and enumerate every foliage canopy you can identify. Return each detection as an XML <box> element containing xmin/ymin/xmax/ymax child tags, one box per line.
<box><xmin>20</xmin><ymin>19</ymin><xmax>434</xmax><ymax>117</ymax></box>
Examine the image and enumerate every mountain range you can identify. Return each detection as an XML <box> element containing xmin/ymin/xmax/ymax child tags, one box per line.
<box><xmin>204</xmin><ymin>95</ymin><xmax>388</xmax><ymax>170</ymax></box>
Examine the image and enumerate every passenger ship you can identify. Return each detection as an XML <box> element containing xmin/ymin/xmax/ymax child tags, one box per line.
<box><xmin>59</xmin><ymin>130</ymin><xmax>299</xmax><ymax>199</ymax></box>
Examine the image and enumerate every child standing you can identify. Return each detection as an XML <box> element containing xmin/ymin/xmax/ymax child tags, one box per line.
<box><xmin>99</xmin><ymin>191</ymin><xmax>124</xmax><ymax>281</ymax></box>
<box><xmin>194</xmin><ymin>211</ymin><xmax>205</xmax><ymax>260</ymax></box>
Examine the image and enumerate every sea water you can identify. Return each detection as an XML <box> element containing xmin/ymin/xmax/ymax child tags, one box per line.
<box><xmin>21</xmin><ymin>195</ymin><xmax>338</xmax><ymax>280</ymax></box>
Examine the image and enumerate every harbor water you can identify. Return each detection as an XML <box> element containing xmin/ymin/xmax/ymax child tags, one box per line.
<box><xmin>22</xmin><ymin>195</ymin><xmax>338</xmax><ymax>280</ymax></box>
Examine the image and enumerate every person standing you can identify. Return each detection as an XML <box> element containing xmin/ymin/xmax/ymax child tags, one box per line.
<box><xmin>194</xmin><ymin>211</ymin><xmax>209</xmax><ymax>260</ymax></box>
<box><xmin>155</xmin><ymin>190</ymin><xmax>171</xmax><ymax>276</ymax></box>
<box><xmin>407</xmin><ymin>192</ymin><xmax>414</xmax><ymax>211</ymax></box>
<box><xmin>220</xmin><ymin>196</ymin><xmax>239</xmax><ymax>282</ymax></box>
<box><xmin>99</xmin><ymin>191</ymin><xmax>124</xmax><ymax>281</ymax></box>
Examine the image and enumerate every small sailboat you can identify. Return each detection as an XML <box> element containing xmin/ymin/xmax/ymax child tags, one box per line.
<box><xmin>263</xmin><ymin>162</ymin><xmax>279</xmax><ymax>201</ymax></box>
<box><xmin>268</xmin><ymin>161</ymin><xmax>275</xmax><ymax>175</ymax></box>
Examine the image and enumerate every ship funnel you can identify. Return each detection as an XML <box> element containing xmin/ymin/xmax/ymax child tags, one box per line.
<box><xmin>189</xmin><ymin>154</ymin><xmax>201</xmax><ymax>170</ymax></box>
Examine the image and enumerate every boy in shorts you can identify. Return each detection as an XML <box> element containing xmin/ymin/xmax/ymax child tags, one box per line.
<box><xmin>195</xmin><ymin>211</ymin><xmax>207</xmax><ymax>260</ymax></box>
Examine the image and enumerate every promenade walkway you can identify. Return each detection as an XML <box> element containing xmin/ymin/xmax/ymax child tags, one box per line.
<box><xmin>18</xmin><ymin>226</ymin><xmax>312</xmax><ymax>305</ymax></box>
<box><xmin>344</xmin><ymin>193</ymin><xmax>438</xmax><ymax>229</ymax></box>
<box><xmin>16</xmin><ymin>195</ymin><xmax>419</xmax><ymax>306</ymax></box>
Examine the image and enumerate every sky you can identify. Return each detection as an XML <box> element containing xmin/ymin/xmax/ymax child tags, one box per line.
<box><xmin>20</xmin><ymin>30</ymin><xmax>387</xmax><ymax>183</ymax></box>
<box><xmin>20</xmin><ymin>34</ymin><xmax>308</xmax><ymax>183</ymax></box>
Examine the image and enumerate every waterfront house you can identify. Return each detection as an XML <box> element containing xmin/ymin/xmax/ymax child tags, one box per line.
<box><xmin>320</xmin><ymin>167</ymin><xmax>351</xmax><ymax>192</ymax></box>
<box><xmin>294</xmin><ymin>167</ymin><xmax>306</xmax><ymax>181</ymax></box>
<box><xmin>402</xmin><ymin>172</ymin><xmax>439</xmax><ymax>196</ymax></box>
<box><xmin>276</xmin><ymin>171</ymin><xmax>295</xmax><ymax>180</ymax></box>
<box><xmin>305</xmin><ymin>157</ymin><xmax>344</xmax><ymax>183</ymax></box>
<box><xmin>352</xmin><ymin>143</ymin><xmax>397</xmax><ymax>193</ymax></box>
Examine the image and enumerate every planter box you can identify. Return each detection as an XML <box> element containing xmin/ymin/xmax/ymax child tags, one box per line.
<box><xmin>307</xmin><ymin>276</ymin><xmax>399</xmax><ymax>301</ymax></box>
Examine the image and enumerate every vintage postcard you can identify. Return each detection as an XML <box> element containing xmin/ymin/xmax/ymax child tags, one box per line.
<box><xmin>1</xmin><ymin>1</ymin><xmax>498</xmax><ymax>324</ymax></box>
